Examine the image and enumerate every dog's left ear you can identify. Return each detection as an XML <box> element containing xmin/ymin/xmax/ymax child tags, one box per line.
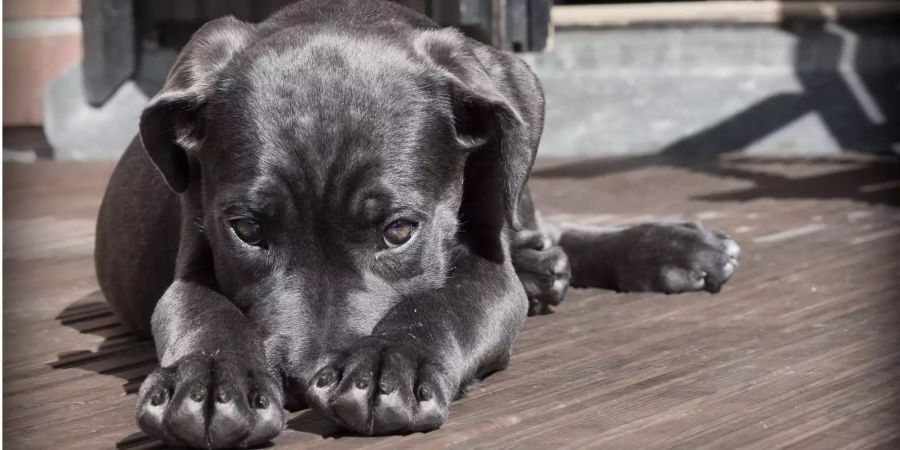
<box><xmin>415</xmin><ymin>29</ymin><xmax>542</xmax><ymax>231</ymax></box>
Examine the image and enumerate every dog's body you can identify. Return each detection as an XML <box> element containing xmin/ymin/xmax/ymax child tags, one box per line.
<box><xmin>95</xmin><ymin>1</ymin><xmax>740</xmax><ymax>447</ymax></box>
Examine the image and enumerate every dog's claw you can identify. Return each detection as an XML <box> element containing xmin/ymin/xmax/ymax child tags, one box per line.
<box><xmin>149</xmin><ymin>390</ymin><xmax>167</xmax><ymax>406</ymax></box>
<box><xmin>416</xmin><ymin>385</ymin><xmax>433</xmax><ymax>402</ymax></box>
<box><xmin>315</xmin><ymin>369</ymin><xmax>335</xmax><ymax>388</ymax></box>
<box><xmin>190</xmin><ymin>388</ymin><xmax>206</xmax><ymax>402</ymax></box>
<box><xmin>253</xmin><ymin>392</ymin><xmax>270</xmax><ymax>409</ymax></box>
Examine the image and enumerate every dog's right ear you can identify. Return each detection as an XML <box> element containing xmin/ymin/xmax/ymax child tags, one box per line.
<box><xmin>140</xmin><ymin>16</ymin><xmax>255</xmax><ymax>193</ymax></box>
<box><xmin>414</xmin><ymin>28</ymin><xmax>542</xmax><ymax>233</ymax></box>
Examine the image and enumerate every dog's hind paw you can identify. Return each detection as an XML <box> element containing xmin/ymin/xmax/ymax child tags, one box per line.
<box><xmin>512</xmin><ymin>230</ymin><xmax>571</xmax><ymax>315</ymax></box>
<box><xmin>611</xmin><ymin>222</ymin><xmax>741</xmax><ymax>294</ymax></box>
<box><xmin>306</xmin><ymin>336</ymin><xmax>451</xmax><ymax>435</ymax></box>
<box><xmin>136</xmin><ymin>353</ymin><xmax>284</xmax><ymax>449</ymax></box>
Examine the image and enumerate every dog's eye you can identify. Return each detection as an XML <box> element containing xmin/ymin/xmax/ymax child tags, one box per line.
<box><xmin>383</xmin><ymin>219</ymin><xmax>417</xmax><ymax>248</ymax></box>
<box><xmin>230</xmin><ymin>218</ymin><xmax>263</xmax><ymax>246</ymax></box>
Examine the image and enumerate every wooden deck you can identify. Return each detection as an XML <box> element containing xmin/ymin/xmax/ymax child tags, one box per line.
<box><xmin>4</xmin><ymin>154</ymin><xmax>900</xmax><ymax>449</ymax></box>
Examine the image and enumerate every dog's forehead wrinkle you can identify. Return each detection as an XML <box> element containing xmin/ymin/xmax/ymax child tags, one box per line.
<box><xmin>236</xmin><ymin>32</ymin><xmax>434</xmax><ymax>145</ymax></box>
<box><xmin>245</xmin><ymin>32</ymin><xmax>424</xmax><ymax>105</ymax></box>
<box><xmin>237</xmin><ymin>84</ymin><xmax>432</xmax><ymax>179</ymax></box>
<box><xmin>214</xmin><ymin>162</ymin><xmax>285</xmax><ymax>204</ymax></box>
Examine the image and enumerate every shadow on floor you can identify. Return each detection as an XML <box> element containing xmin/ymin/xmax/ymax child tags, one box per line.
<box><xmin>51</xmin><ymin>292</ymin><xmax>162</xmax><ymax>449</ymax></box>
<box><xmin>692</xmin><ymin>157</ymin><xmax>900</xmax><ymax>207</ymax></box>
<box><xmin>115</xmin><ymin>431</ymin><xmax>169</xmax><ymax>450</ymax></box>
<box><xmin>51</xmin><ymin>290</ymin><xmax>157</xmax><ymax>396</ymax></box>
<box><xmin>533</xmin><ymin>155</ymin><xmax>900</xmax><ymax>208</ymax></box>
<box><xmin>285</xmin><ymin>409</ymin><xmax>345</xmax><ymax>437</ymax></box>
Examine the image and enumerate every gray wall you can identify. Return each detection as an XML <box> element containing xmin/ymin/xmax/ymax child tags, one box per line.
<box><xmin>521</xmin><ymin>22</ymin><xmax>900</xmax><ymax>158</ymax></box>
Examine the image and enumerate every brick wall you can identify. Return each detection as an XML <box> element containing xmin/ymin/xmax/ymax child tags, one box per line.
<box><xmin>3</xmin><ymin>0</ymin><xmax>83</xmax><ymax>126</ymax></box>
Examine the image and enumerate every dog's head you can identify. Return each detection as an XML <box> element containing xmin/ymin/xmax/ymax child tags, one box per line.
<box><xmin>139</xmin><ymin>17</ymin><xmax>538</xmax><ymax>386</ymax></box>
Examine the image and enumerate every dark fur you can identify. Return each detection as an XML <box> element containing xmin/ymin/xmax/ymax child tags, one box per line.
<box><xmin>95</xmin><ymin>1</ymin><xmax>740</xmax><ymax>447</ymax></box>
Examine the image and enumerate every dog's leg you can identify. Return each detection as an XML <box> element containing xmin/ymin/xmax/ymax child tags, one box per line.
<box><xmin>135</xmin><ymin>281</ymin><xmax>284</xmax><ymax>448</ymax></box>
<box><xmin>554</xmin><ymin>221</ymin><xmax>741</xmax><ymax>294</ymax></box>
<box><xmin>304</xmin><ymin>251</ymin><xmax>527</xmax><ymax>435</ymax></box>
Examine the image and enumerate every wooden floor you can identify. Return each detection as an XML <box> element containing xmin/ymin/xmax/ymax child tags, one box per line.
<box><xmin>4</xmin><ymin>154</ymin><xmax>900</xmax><ymax>449</ymax></box>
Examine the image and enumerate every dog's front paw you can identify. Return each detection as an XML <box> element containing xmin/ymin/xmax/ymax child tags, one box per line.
<box><xmin>306</xmin><ymin>337</ymin><xmax>451</xmax><ymax>435</ymax></box>
<box><xmin>512</xmin><ymin>230</ymin><xmax>571</xmax><ymax>315</ymax></box>
<box><xmin>136</xmin><ymin>353</ymin><xmax>284</xmax><ymax>449</ymax></box>
<box><xmin>616</xmin><ymin>222</ymin><xmax>741</xmax><ymax>294</ymax></box>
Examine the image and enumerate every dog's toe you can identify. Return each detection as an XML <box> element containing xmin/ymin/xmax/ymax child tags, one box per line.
<box><xmin>331</xmin><ymin>345</ymin><xmax>381</xmax><ymax>433</ymax></box>
<box><xmin>137</xmin><ymin>371</ymin><xmax>178</xmax><ymax>443</ymax></box>
<box><xmin>724</xmin><ymin>238</ymin><xmax>742</xmax><ymax>260</ymax></box>
<box><xmin>659</xmin><ymin>267</ymin><xmax>707</xmax><ymax>294</ymax></box>
<box><xmin>371</xmin><ymin>351</ymin><xmax>416</xmax><ymax>432</ymax></box>
<box><xmin>701</xmin><ymin>238</ymin><xmax>741</xmax><ymax>293</ymax></box>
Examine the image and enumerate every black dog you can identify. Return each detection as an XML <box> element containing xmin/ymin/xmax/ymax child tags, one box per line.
<box><xmin>95</xmin><ymin>0</ymin><xmax>740</xmax><ymax>447</ymax></box>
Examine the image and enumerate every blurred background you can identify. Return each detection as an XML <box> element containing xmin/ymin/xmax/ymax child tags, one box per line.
<box><xmin>4</xmin><ymin>0</ymin><xmax>899</xmax><ymax>161</ymax></box>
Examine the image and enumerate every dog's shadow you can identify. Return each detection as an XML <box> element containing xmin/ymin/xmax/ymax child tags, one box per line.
<box><xmin>51</xmin><ymin>290</ymin><xmax>157</xmax><ymax>395</ymax></box>
<box><xmin>51</xmin><ymin>291</ymin><xmax>162</xmax><ymax>448</ymax></box>
<box><xmin>53</xmin><ymin>291</ymin><xmax>340</xmax><ymax>448</ymax></box>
